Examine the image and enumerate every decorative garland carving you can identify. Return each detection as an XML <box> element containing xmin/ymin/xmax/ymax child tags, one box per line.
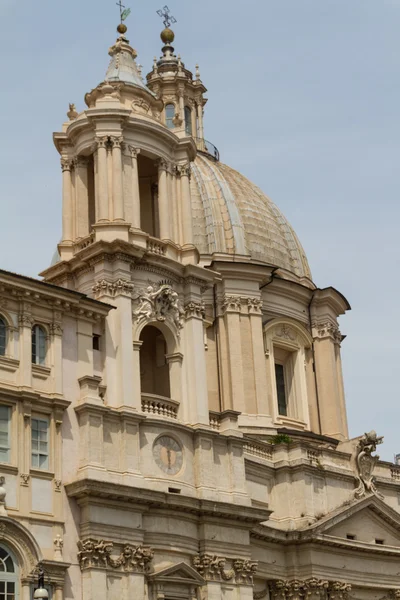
<box><xmin>132</xmin><ymin>284</ymin><xmax>184</xmax><ymax>333</ymax></box>
<box><xmin>77</xmin><ymin>539</ymin><xmax>154</xmax><ymax>572</ymax></box>
<box><xmin>92</xmin><ymin>279</ymin><xmax>134</xmax><ymax>299</ymax></box>
<box><xmin>192</xmin><ymin>554</ymin><xmax>257</xmax><ymax>584</ymax></box>
<box><xmin>354</xmin><ymin>430</ymin><xmax>384</xmax><ymax>499</ymax></box>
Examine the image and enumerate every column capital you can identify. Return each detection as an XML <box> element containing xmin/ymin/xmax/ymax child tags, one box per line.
<box><xmin>73</xmin><ymin>155</ymin><xmax>89</xmax><ymax>169</ymax></box>
<box><xmin>176</xmin><ymin>163</ymin><xmax>191</xmax><ymax>178</ymax></box>
<box><xmin>157</xmin><ymin>158</ymin><xmax>169</xmax><ymax>172</ymax></box>
<box><xmin>128</xmin><ymin>145</ymin><xmax>141</xmax><ymax>159</ymax></box>
<box><xmin>95</xmin><ymin>136</ymin><xmax>109</xmax><ymax>149</ymax></box>
<box><xmin>184</xmin><ymin>301</ymin><xmax>206</xmax><ymax>321</ymax></box>
<box><xmin>60</xmin><ymin>158</ymin><xmax>72</xmax><ymax>172</ymax></box>
<box><xmin>311</xmin><ymin>320</ymin><xmax>342</xmax><ymax>345</ymax></box>
<box><xmin>110</xmin><ymin>135</ymin><xmax>124</xmax><ymax>149</ymax></box>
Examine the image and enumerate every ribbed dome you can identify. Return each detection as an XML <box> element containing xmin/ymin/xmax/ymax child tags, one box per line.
<box><xmin>190</xmin><ymin>154</ymin><xmax>312</xmax><ymax>280</ymax></box>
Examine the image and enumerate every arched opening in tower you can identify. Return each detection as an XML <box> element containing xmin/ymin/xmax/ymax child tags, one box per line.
<box><xmin>139</xmin><ymin>325</ymin><xmax>171</xmax><ymax>398</ymax></box>
<box><xmin>138</xmin><ymin>154</ymin><xmax>160</xmax><ymax>238</ymax></box>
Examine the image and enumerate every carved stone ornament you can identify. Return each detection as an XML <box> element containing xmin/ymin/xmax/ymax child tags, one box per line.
<box><xmin>92</xmin><ymin>279</ymin><xmax>134</xmax><ymax>299</ymax></box>
<box><xmin>20</xmin><ymin>474</ymin><xmax>30</xmax><ymax>487</ymax></box>
<box><xmin>67</xmin><ymin>103</ymin><xmax>78</xmax><ymax>120</ymax></box>
<box><xmin>18</xmin><ymin>314</ymin><xmax>34</xmax><ymax>328</ymax></box>
<box><xmin>221</xmin><ymin>295</ymin><xmax>243</xmax><ymax>314</ymax></box>
<box><xmin>77</xmin><ymin>539</ymin><xmax>154</xmax><ymax>572</ymax></box>
<box><xmin>192</xmin><ymin>554</ymin><xmax>257</xmax><ymax>585</ymax></box>
<box><xmin>50</xmin><ymin>323</ymin><xmax>63</xmax><ymax>336</ymax></box>
<box><xmin>54</xmin><ymin>535</ymin><xmax>64</xmax><ymax>559</ymax></box>
<box><xmin>275</xmin><ymin>324</ymin><xmax>297</xmax><ymax>341</ymax></box>
<box><xmin>0</xmin><ymin>477</ymin><xmax>7</xmax><ymax>516</ymax></box>
<box><xmin>184</xmin><ymin>301</ymin><xmax>206</xmax><ymax>321</ymax></box>
<box><xmin>354</xmin><ymin>430</ymin><xmax>384</xmax><ymax>499</ymax></box>
<box><xmin>327</xmin><ymin>583</ymin><xmax>351</xmax><ymax>600</ymax></box>
<box><xmin>269</xmin><ymin>580</ymin><xmax>347</xmax><ymax>600</ymax></box>
<box><xmin>248</xmin><ymin>298</ymin><xmax>263</xmax><ymax>314</ymax></box>
<box><xmin>133</xmin><ymin>284</ymin><xmax>184</xmax><ymax>333</ymax></box>
<box><xmin>312</xmin><ymin>321</ymin><xmax>342</xmax><ymax>345</ymax></box>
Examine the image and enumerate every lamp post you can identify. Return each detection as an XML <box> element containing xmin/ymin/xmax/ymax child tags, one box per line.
<box><xmin>33</xmin><ymin>566</ymin><xmax>49</xmax><ymax>600</ymax></box>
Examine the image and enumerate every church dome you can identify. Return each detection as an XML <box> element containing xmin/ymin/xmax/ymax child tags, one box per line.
<box><xmin>190</xmin><ymin>154</ymin><xmax>312</xmax><ymax>280</ymax></box>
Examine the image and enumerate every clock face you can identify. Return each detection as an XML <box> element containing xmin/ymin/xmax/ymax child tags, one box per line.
<box><xmin>153</xmin><ymin>435</ymin><xmax>183</xmax><ymax>476</ymax></box>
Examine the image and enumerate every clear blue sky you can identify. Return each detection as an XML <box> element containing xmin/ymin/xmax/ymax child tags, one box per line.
<box><xmin>0</xmin><ymin>0</ymin><xmax>398</xmax><ymax>460</ymax></box>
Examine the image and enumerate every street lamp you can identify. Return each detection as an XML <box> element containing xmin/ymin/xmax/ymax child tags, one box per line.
<box><xmin>33</xmin><ymin>566</ymin><xmax>49</xmax><ymax>600</ymax></box>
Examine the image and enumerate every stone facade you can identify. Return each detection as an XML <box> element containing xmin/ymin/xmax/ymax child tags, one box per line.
<box><xmin>0</xmin><ymin>17</ymin><xmax>399</xmax><ymax>600</ymax></box>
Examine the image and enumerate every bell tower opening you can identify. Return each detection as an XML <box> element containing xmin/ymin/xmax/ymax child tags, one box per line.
<box><xmin>138</xmin><ymin>155</ymin><xmax>160</xmax><ymax>238</ymax></box>
<box><xmin>139</xmin><ymin>325</ymin><xmax>171</xmax><ymax>399</ymax></box>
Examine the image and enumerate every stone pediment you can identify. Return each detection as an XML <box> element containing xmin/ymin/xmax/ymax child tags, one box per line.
<box><xmin>304</xmin><ymin>496</ymin><xmax>400</xmax><ymax>547</ymax></box>
<box><xmin>147</xmin><ymin>562</ymin><xmax>206</xmax><ymax>585</ymax></box>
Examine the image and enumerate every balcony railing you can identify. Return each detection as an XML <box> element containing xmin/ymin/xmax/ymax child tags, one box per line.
<box><xmin>141</xmin><ymin>393</ymin><xmax>179</xmax><ymax>419</ymax></box>
<box><xmin>194</xmin><ymin>138</ymin><xmax>220</xmax><ymax>162</ymax></box>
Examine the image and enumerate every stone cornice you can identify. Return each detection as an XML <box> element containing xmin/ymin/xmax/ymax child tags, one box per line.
<box><xmin>0</xmin><ymin>269</ymin><xmax>111</xmax><ymax>318</ymax></box>
<box><xmin>66</xmin><ymin>479</ymin><xmax>271</xmax><ymax>524</ymax></box>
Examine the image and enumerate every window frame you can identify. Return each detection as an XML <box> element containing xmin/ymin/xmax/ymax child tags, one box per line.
<box><xmin>0</xmin><ymin>545</ymin><xmax>18</xmax><ymax>600</ymax></box>
<box><xmin>264</xmin><ymin>319</ymin><xmax>312</xmax><ymax>428</ymax></box>
<box><xmin>0</xmin><ymin>406</ymin><xmax>11</xmax><ymax>464</ymax></box>
<box><xmin>165</xmin><ymin>103</ymin><xmax>176</xmax><ymax>130</ymax></box>
<box><xmin>31</xmin><ymin>325</ymin><xmax>47</xmax><ymax>366</ymax></box>
<box><xmin>31</xmin><ymin>415</ymin><xmax>50</xmax><ymax>471</ymax></box>
<box><xmin>184</xmin><ymin>106</ymin><xmax>192</xmax><ymax>135</ymax></box>
<box><xmin>0</xmin><ymin>318</ymin><xmax>6</xmax><ymax>357</ymax></box>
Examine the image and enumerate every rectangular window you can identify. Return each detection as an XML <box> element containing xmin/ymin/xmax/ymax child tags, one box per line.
<box><xmin>275</xmin><ymin>363</ymin><xmax>287</xmax><ymax>416</ymax></box>
<box><xmin>31</xmin><ymin>417</ymin><xmax>49</xmax><ymax>470</ymax></box>
<box><xmin>92</xmin><ymin>334</ymin><xmax>101</xmax><ymax>351</ymax></box>
<box><xmin>0</xmin><ymin>406</ymin><xmax>10</xmax><ymax>463</ymax></box>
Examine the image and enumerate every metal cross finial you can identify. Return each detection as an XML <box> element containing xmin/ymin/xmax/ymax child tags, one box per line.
<box><xmin>116</xmin><ymin>0</ymin><xmax>131</xmax><ymax>23</ymax></box>
<box><xmin>157</xmin><ymin>5</ymin><xmax>177</xmax><ymax>28</ymax></box>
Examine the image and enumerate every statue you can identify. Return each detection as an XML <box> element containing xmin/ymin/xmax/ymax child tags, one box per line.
<box><xmin>354</xmin><ymin>430</ymin><xmax>384</xmax><ymax>499</ymax></box>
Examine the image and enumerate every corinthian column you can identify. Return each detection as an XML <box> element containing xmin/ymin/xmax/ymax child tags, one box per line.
<box><xmin>129</xmin><ymin>146</ymin><xmax>141</xmax><ymax>229</ymax></box>
<box><xmin>158</xmin><ymin>159</ymin><xmax>170</xmax><ymax>240</ymax></box>
<box><xmin>95</xmin><ymin>136</ymin><xmax>109</xmax><ymax>222</ymax></box>
<box><xmin>74</xmin><ymin>156</ymin><xmax>89</xmax><ymax>239</ymax></box>
<box><xmin>179</xmin><ymin>164</ymin><xmax>194</xmax><ymax>246</ymax></box>
<box><xmin>61</xmin><ymin>158</ymin><xmax>73</xmax><ymax>242</ymax></box>
<box><xmin>111</xmin><ymin>136</ymin><xmax>124</xmax><ymax>222</ymax></box>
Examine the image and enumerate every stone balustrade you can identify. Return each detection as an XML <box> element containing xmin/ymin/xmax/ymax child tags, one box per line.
<box><xmin>141</xmin><ymin>393</ymin><xmax>179</xmax><ymax>419</ymax></box>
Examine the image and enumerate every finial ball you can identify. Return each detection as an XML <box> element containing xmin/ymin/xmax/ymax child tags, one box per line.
<box><xmin>117</xmin><ymin>23</ymin><xmax>128</xmax><ymax>35</ymax></box>
<box><xmin>161</xmin><ymin>27</ymin><xmax>175</xmax><ymax>44</ymax></box>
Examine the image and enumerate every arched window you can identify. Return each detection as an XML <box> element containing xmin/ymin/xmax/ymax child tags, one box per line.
<box><xmin>184</xmin><ymin>106</ymin><xmax>192</xmax><ymax>135</ymax></box>
<box><xmin>139</xmin><ymin>326</ymin><xmax>171</xmax><ymax>398</ymax></box>
<box><xmin>0</xmin><ymin>546</ymin><xmax>17</xmax><ymax>600</ymax></box>
<box><xmin>0</xmin><ymin>319</ymin><xmax>6</xmax><ymax>357</ymax></box>
<box><xmin>165</xmin><ymin>104</ymin><xmax>175</xmax><ymax>129</ymax></box>
<box><xmin>32</xmin><ymin>326</ymin><xmax>46</xmax><ymax>366</ymax></box>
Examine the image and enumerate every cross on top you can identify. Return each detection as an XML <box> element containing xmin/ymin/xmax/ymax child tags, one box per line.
<box><xmin>116</xmin><ymin>0</ymin><xmax>131</xmax><ymax>23</ymax></box>
<box><xmin>157</xmin><ymin>5</ymin><xmax>177</xmax><ymax>28</ymax></box>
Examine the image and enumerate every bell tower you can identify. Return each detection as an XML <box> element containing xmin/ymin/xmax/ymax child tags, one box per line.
<box><xmin>50</xmin><ymin>15</ymin><xmax>207</xmax><ymax>269</ymax></box>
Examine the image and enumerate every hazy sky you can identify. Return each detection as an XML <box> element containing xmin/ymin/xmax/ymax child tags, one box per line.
<box><xmin>0</xmin><ymin>0</ymin><xmax>398</xmax><ymax>460</ymax></box>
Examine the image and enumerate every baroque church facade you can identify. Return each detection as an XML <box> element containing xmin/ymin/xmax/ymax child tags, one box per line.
<box><xmin>0</xmin><ymin>16</ymin><xmax>399</xmax><ymax>600</ymax></box>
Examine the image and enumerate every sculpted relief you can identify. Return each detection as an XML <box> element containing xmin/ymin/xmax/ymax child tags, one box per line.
<box><xmin>132</xmin><ymin>283</ymin><xmax>184</xmax><ymax>333</ymax></box>
<box><xmin>354</xmin><ymin>430</ymin><xmax>384</xmax><ymax>499</ymax></box>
